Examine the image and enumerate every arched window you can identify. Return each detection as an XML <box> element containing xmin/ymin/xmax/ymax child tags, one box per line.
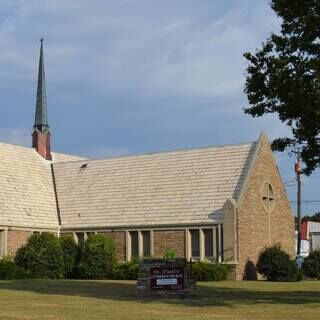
<box><xmin>262</xmin><ymin>182</ymin><xmax>275</xmax><ymax>212</ymax></box>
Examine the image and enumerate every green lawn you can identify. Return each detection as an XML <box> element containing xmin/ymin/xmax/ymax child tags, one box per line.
<box><xmin>0</xmin><ymin>280</ymin><xmax>319</xmax><ymax>320</ymax></box>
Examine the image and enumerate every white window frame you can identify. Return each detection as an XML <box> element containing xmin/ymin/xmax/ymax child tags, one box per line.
<box><xmin>0</xmin><ymin>229</ymin><xmax>8</xmax><ymax>257</ymax></box>
<box><xmin>126</xmin><ymin>230</ymin><xmax>153</xmax><ymax>261</ymax></box>
<box><xmin>73</xmin><ymin>231</ymin><xmax>97</xmax><ymax>244</ymax></box>
<box><xmin>186</xmin><ymin>227</ymin><xmax>220</xmax><ymax>262</ymax></box>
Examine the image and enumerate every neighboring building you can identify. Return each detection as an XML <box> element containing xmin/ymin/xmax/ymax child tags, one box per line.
<box><xmin>296</xmin><ymin>220</ymin><xmax>320</xmax><ymax>256</ymax></box>
<box><xmin>0</xmin><ymin>41</ymin><xmax>295</xmax><ymax>279</ymax></box>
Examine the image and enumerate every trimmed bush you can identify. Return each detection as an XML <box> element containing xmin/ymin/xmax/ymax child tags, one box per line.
<box><xmin>14</xmin><ymin>233</ymin><xmax>64</xmax><ymax>279</ymax></box>
<box><xmin>163</xmin><ymin>249</ymin><xmax>177</xmax><ymax>259</ymax></box>
<box><xmin>78</xmin><ymin>234</ymin><xmax>117</xmax><ymax>279</ymax></box>
<box><xmin>303</xmin><ymin>250</ymin><xmax>320</xmax><ymax>279</ymax></box>
<box><xmin>257</xmin><ymin>244</ymin><xmax>302</xmax><ymax>282</ymax></box>
<box><xmin>0</xmin><ymin>257</ymin><xmax>31</xmax><ymax>280</ymax></box>
<box><xmin>0</xmin><ymin>257</ymin><xmax>17</xmax><ymax>279</ymax></box>
<box><xmin>59</xmin><ymin>236</ymin><xmax>80</xmax><ymax>279</ymax></box>
<box><xmin>192</xmin><ymin>262</ymin><xmax>229</xmax><ymax>281</ymax></box>
<box><xmin>114</xmin><ymin>258</ymin><xmax>139</xmax><ymax>280</ymax></box>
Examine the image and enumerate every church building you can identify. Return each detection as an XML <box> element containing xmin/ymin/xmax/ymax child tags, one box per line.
<box><xmin>0</xmin><ymin>42</ymin><xmax>294</xmax><ymax>279</ymax></box>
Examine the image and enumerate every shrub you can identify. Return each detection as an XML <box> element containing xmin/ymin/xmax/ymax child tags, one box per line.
<box><xmin>256</xmin><ymin>244</ymin><xmax>301</xmax><ymax>282</ymax></box>
<box><xmin>303</xmin><ymin>250</ymin><xmax>320</xmax><ymax>279</ymax></box>
<box><xmin>114</xmin><ymin>258</ymin><xmax>139</xmax><ymax>280</ymax></box>
<box><xmin>59</xmin><ymin>236</ymin><xmax>80</xmax><ymax>279</ymax></box>
<box><xmin>0</xmin><ymin>257</ymin><xmax>32</xmax><ymax>280</ymax></box>
<box><xmin>192</xmin><ymin>262</ymin><xmax>229</xmax><ymax>281</ymax></box>
<box><xmin>0</xmin><ymin>257</ymin><xmax>17</xmax><ymax>280</ymax></box>
<box><xmin>163</xmin><ymin>249</ymin><xmax>177</xmax><ymax>259</ymax></box>
<box><xmin>78</xmin><ymin>234</ymin><xmax>117</xmax><ymax>279</ymax></box>
<box><xmin>14</xmin><ymin>233</ymin><xmax>64</xmax><ymax>279</ymax></box>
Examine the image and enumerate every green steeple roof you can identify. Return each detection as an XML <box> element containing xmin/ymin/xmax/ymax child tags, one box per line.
<box><xmin>34</xmin><ymin>39</ymin><xmax>49</xmax><ymax>132</ymax></box>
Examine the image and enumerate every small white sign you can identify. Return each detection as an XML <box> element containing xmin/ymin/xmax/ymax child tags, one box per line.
<box><xmin>156</xmin><ymin>278</ymin><xmax>178</xmax><ymax>286</ymax></box>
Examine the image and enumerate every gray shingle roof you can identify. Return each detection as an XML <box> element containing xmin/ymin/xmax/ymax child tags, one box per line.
<box><xmin>0</xmin><ymin>143</ymin><xmax>56</xmax><ymax>229</ymax></box>
<box><xmin>0</xmin><ymin>140</ymin><xmax>257</xmax><ymax>230</ymax></box>
<box><xmin>53</xmin><ymin>142</ymin><xmax>256</xmax><ymax>229</ymax></box>
<box><xmin>0</xmin><ymin>143</ymin><xmax>84</xmax><ymax>229</ymax></box>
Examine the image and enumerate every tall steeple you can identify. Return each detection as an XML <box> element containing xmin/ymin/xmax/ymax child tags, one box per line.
<box><xmin>32</xmin><ymin>39</ymin><xmax>52</xmax><ymax>160</ymax></box>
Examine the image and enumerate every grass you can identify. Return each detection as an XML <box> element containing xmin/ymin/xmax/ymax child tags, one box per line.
<box><xmin>0</xmin><ymin>280</ymin><xmax>320</xmax><ymax>320</ymax></box>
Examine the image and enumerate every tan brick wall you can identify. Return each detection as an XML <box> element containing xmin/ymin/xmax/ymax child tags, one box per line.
<box><xmin>99</xmin><ymin>231</ymin><xmax>126</xmax><ymax>261</ymax></box>
<box><xmin>153</xmin><ymin>230</ymin><xmax>185</xmax><ymax>257</ymax></box>
<box><xmin>236</xmin><ymin>138</ymin><xmax>295</xmax><ymax>280</ymax></box>
<box><xmin>7</xmin><ymin>230</ymin><xmax>32</xmax><ymax>255</ymax></box>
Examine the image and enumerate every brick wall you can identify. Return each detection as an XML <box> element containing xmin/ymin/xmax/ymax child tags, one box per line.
<box><xmin>99</xmin><ymin>231</ymin><xmax>126</xmax><ymax>261</ymax></box>
<box><xmin>236</xmin><ymin>137</ymin><xmax>295</xmax><ymax>280</ymax></box>
<box><xmin>7</xmin><ymin>230</ymin><xmax>32</xmax><ymax>255</ymax></box>
<box><xmin>153</xmin><ymin>230</ymin><xmax>185</xmax><ymax>257</ymax></box>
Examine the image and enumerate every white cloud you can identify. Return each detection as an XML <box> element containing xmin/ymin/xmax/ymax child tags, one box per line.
<box><xmin>0</xmin><ymin>0</ymin><xmax>279</xmax><ymax>101</ymax></box>
<box><xmin>0</xmin><ymin>0</ymin><xmax>318</xmax><ymax>212</ymax></box>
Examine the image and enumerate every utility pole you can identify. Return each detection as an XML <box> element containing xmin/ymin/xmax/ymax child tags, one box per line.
<box><xmin>294</xmin><ymin>149</ymin><xmax>302</xmax><ymax>256</ymax></box>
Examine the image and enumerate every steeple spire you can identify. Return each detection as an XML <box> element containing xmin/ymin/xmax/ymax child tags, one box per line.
<box><xmin>32</xmin><ymin>39</ymin><xmax>52</xmax><ymax>160</ymax></box>
<box><xmin>34</xmin><ymin>38</ymin><xmax>49</xmax><ymax>132</ymax></box>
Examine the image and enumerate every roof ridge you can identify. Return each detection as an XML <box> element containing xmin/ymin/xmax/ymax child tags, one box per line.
<box><xmin>0</xmin><ymin>142</ymin><xmax>34</xmax><ymax>151</ymax></box>
<box><xmin>56</xmin><ymin>140</ymin><xmax>256</xmax><ymax>164</ymax></box>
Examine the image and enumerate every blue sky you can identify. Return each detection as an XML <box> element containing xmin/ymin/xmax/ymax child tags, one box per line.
<box><xmin>0</xmin><ymin>0</ymin><xmax>319</xmax><ymax>215</ymax></box>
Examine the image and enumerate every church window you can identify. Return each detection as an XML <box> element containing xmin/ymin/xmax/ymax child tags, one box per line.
<box><xmin>203</xmin><ymin>229</ymin><xmax>214</xmax><ymax>258</ymax></box>
<box><xmin>262</xmin><ymin>182</ymin><xmax>275</xmax><ymax>212</ymax></box>
<box><xmin>0</xmin><ymin>230</ymin><xmax>5</xmax><ymax>257</ymax></box>
<box><xmin>85</xmin><ymin>232</ymin><xmax>95</xmax><ymax>239</ymax></box>
<box><xmin>130</xmin><ymin>231</ymin><xmax>139</xmax><ymax>258</ymax></box>
<box><xmin>75</xmin><ymin>232</ymin><xmax>85</xmax><ymax>244</ymax></box>
<box><xmin>190</xmin><ymin>229</ymin><xmax>200</xmax><ymax>258</ymax></box>
<box><xmin>142</xmin><ymin>231</ymin><xmax>151</xmax><ymax>257</ymax></box>
<box><xmin>127</xmin><ymin>230</ymin><xmax>152</xmax><ymax>260</ymax></box>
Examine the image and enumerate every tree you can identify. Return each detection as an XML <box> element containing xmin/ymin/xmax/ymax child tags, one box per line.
<box><xmin>244</xmin><ymin>0</ymin><xmax>320</xmax><ymax>175</ymax></box>
<box><xmin>14</xmin><ymin>233</ymin><xmax>64</xmax><ymax>279</ymax></box>
<box><xmin>302</xmin><ymin>211</ymin><xmax>320</xmax><ymax>222</ymax></box>
<box><xmin>78</xmin><ymin>234</ymin><xmax>117</xmax><ymax>279</ymax></box>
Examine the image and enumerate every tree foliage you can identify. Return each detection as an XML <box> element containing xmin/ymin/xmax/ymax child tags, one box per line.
<box><xmin>302</xmin><ymin>211</ymin><xmax>320</xmax><ymax>222</ymax></box>
<box><xmin>257</xmin><ymin>244</ymin><xmax>302</xmax><ymax>281</ymax></box>
<box><xmin>59</xmin><ymin>236</ymin><xmax>80</xmax><ymax>278</ymax></box>
<box><xmin>244</xmin><ymin>0</ymin><xmax>320</xmax><ymax>174</ymax></box>
<box><xmin>303</xmin><ymin>249</ymin><xmax>320</xmax><ymax>278</ymax></box>
<box><xmin>78</xmin><ymin>234</ymin><xmax>117</xmax><ymax>279</ymax></box>
<box><xmin>14</xmin><ymin>233</ymin><xmax>64</xmax><ymax>279</ymax></box>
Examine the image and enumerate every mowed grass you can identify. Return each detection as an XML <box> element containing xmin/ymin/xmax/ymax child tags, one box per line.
<box><xmin>0</xmin><ymin>280</ymin><xmax>320</xmax><ymax>320</ymax></box>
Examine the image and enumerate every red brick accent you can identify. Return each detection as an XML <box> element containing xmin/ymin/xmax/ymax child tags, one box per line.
<box><xmin>236</xmin><ymin>138</ymin><xmax>295</xmax><ymax>280</ymax></box>
<box><xmin>153</xmin><ymin>230</ymin><xmax>185</xmax><ymax>257</ymax></box>
<box><xmin>99</xmin><ymin>231</ymin><xmax>126</xmax><ymax>261</ymax></box>
<box><xmin>32</xmin><ymin>130</ymin><xmax>52</xmax><ymax>160</ymax></box>
<box><xmin>7</xmin><ymin>230</ymin><xmax>32</xmax><ymax>255</ymax></box>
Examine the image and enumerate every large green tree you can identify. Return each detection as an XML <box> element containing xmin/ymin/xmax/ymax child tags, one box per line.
<box><xmin>244</xmin><ymin>0</ymin><xmax>320</xmax><ymax>174</ymax></box>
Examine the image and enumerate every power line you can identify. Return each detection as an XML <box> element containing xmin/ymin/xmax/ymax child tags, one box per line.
<box><xmin>290</xmin><ymin>200</ymin><xmax>320</xmax><ymax>203</ymax></box>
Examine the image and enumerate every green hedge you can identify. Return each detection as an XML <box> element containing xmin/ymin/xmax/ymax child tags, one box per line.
<box><xmin>192</xmin><ymin>262</ymin><xmax>229</xmax><ymax>281</ymax></box>
<box><xmin>113</xmin><ymin>258</ymin><xmax>139</xmax><ymax>280</ymax></box>
<box><xmin>14</xmin><ymin>233</ymin><xmax>64</xmax><ymax>279</ymax></box>
<box><xmin>59</xmin><ymin>236</ymin><xmax>80</xmax><ymax>279</ymax></box>
<box><xmin>163</xmin><ymin>249</ymin><xmax>177</xmax><ymax>259</ymax></box>
<box><xmin>78</xmin><ymin>234</ymin><xmax>117</xmax><ymax>279</ymax></box>
<box><xmin>0</xmin><ymin>256</ymin><xmax>31</xmax><ymax>280</ymax></box>
<box><xmin>303</xmin><ymin>250</ymin><xmax>320</xmax><ymax>279</ymax></box>
<box><xmin>257</xmin><ymin>244</ymin><xmax>302</xmax><ymax>282</ymax></box>
<box><xmin>0</xmin><ymin>257</ymin><xmax>17</xmax><ymax>279</ymax></box>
